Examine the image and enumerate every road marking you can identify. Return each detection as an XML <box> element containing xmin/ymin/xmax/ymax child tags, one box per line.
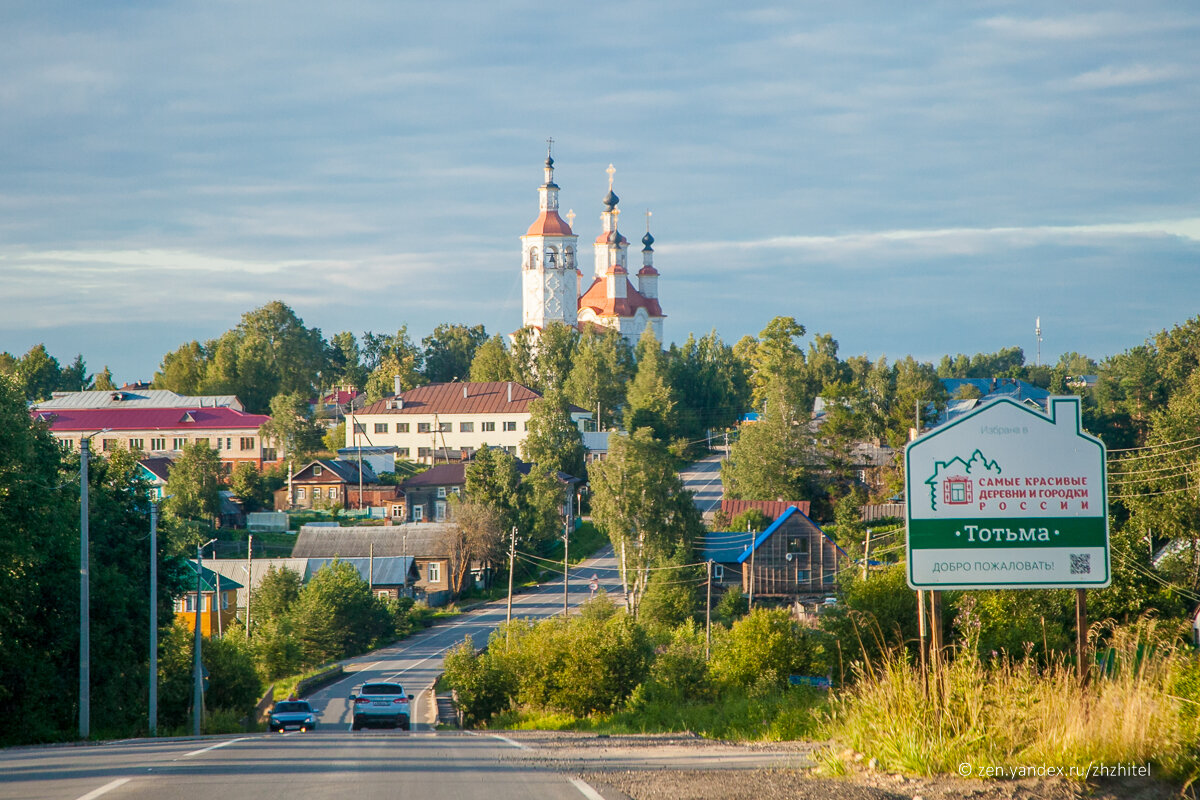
<box><xmin>178</xmin><ymin>737</ymin><xmax>249</xmax><ymax>758</ymax></box>
<box><xmin>569</xmin><ymin>778</ymin><xmax>606</xmax><ymax>800</ymax></box>
<box><xmin>488</xmin><ymin>734</ymin><xmax>529</xmax><ymax>750</ymax></box>
<box><xmin>73</xmin><ymin>778</ymin><xmax>130</xmax><ymax>800</ymax></box>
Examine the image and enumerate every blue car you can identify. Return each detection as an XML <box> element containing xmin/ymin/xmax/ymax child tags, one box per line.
<box><xmin>268</xmin><ymin>700</ymin><xmax>317</xmax><ymax>732</ymax></box>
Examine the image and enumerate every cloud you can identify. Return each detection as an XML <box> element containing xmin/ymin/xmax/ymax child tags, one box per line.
<box><xmin>1064</xmin><ymin>64</ymin><xmax>1180</xmax><ymax>90</ymax></box>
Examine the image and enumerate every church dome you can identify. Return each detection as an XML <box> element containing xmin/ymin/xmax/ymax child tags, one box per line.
<box><xmin>603</xmin><ymin>189</ymin><xmax>619</xmax><ymax>210</ymax></box>
<box><xmin>641</xmin><ymin>231</ymin><xmax>654</xmax><ymax>250</ymax></box>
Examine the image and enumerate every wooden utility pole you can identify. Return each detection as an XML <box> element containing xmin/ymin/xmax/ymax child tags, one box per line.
<box><xmin>562</xmin><ymin>516</ymin><xmax>570</xmax><ymax>617</ymax></box>
<box><xmin>747</xmin><ymin>523</ymin><xmax>755</xmax><ymax>609</ymax></box>
<box><xmin>862</xmin><ymin>528</ymin><xmax>872</xmax><ymax>580</ymax></box>
<box><xmin>245</xmin><ymin>534</ymin><xmax>252</xmax><ymax>638</ymax></box>
<box><xmin>506</xmin><ymin>526</ymin><xmax>516</xmax><ymax>638</ymax></box>
<box><xmin>1076</xmin><ymin>589</ymin><xmax>1088</xmax><ymax>686</ymax></box>
<box><xmin>705</xmin><ymin>560</ymin><xmax>713</xmax><ymax>661</ymax></box>
<box><xmin>916</xmin><ymin>588</ymin><xmax>928</xmax><ymax>694</ymax></box>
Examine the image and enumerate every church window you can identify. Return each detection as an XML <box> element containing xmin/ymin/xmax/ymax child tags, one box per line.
<box><xmin>564</xmin><ymin>247</ymin><xmax>574</xmax><ymax>267</ymax></box>
<box><xmin>527</xmin><ymin>248</ymin><xmax>539</xmax><ymax>269</ymax></box>
<box><xmin>545</xmin><ymin>246</ymin><xmax>558</xmax><ymax>267</ymax></box>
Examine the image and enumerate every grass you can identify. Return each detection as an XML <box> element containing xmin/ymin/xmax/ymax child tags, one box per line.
<box><xmin>487</xmin><ymin>686</ymin><xmax>827</xmax><ymax>742</ymax></box>
<box><xmin>825</xmin><ymin>617</ymin><xmax>1200</xmax><ymax>784</ymax></box>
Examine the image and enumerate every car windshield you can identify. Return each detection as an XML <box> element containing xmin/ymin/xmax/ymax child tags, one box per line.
<box><xmin>361</xmin><ymin>683</ymin><xmax>404</xmax><ymax>695</ymax></box>
<box><xmin>273</xmin><ymin>702</ymin><xmax>312</xmax><ymax>713</ymax></box>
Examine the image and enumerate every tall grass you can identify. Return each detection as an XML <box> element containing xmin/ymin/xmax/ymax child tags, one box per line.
<box><xmin>826</xmin><ymin>617</ymin><xmax>1200</xmax><ymax>784</ymax></box>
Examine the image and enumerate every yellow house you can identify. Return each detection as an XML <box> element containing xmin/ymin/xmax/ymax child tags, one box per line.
<box><xmin>174</xmin><ymin>561</ymin><xmax>243</xmax><ymax>637</ymax></box>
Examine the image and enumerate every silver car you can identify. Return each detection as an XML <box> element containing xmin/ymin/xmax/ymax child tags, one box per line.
<box><xmin>268</xmin><ymin>700</ymin><xmax>318</xmax><ymax>732</ymax></box>
<box><xmin>350</xmin><ymin>682</ymin><xmax>413</xmax><ymax>730</ymax></box>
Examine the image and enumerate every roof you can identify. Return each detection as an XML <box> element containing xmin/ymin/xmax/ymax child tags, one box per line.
<box><xmin>186</xmin><ymin>560</ymin><xmax>244</xmax><ymax>593</ymax></box>
<box><xmin>33</xmin><ymin>390</ymin><xmax>243</xmax><ymax>411</ymax></box>
<box><xmin>704</xmin><ymin>506</ymin><xmax>848</xmax><ymax>565</ymax></box>
<box><xmin>578</xmin><ymin>277</ymin><xmax>665</xmax><ymax>319</ymax></box>
<box><xmin>138</xmin><ymin>456</ymin><xmax>174</xmax><ymax>482</ymax></box>
<box><xmin>205</xmin><ymin>556</ymin><xmax>418</xmax><ymax>590</ymax></box>
<box><xmin>293</xmin><ymin>459</ymin><xmax>380</xmax><ymax>485</ymax></box>
<box><xmin>525</xmin><ymin>210</ymin><xmax>575</xmax><ymax>237</ymax></box>
<box><xmin>32</xmin><ymin>406</ymin><xmax>270</xmax><ymax>432</ymax></box>
<box><xmin>721</xmin><ymin>499</ymin><xmax>812</xmax><ymax>520</ymax></box>
<box><xmin>356</xmin><ymin>381</ymin><xmax>548</xmax><ymax>416</ymax></box>
<box><xmin>402</xmin><ymin>459</ymin><xmax>581</xmax><ymax>489</ymax></box>
<box><xmin>292</xmin><ymin>524</ymin><xmax>455</xmax><ymax>559</ymax></box>
<box><xmin>700</xmin><ymin>529</ymin><xmax>757</xmax><ymax>563</ymax></box>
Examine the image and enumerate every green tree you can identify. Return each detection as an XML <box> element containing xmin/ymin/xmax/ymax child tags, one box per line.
<box><xmin>566</xmin><ymin>327</ymin><xmax>633</xmax><ymax>430</ymax></box>
<box><xmin>508</xmin><ymin>327</ymin><xmax>539</xmax><ymax>388</ymax></box>
<box><xmin>722</xmin><ymin>380</ymin><xmax>814</xmax><ymax>502</ymax></box>
<box><xmin>292</xmin><ymin>560</ymin><xmax>393</xmax><ymax>666</ymax></box>
<box><xmin>153</xmin><ymin>340</ymin><xmax>208</xmax><ymax>396</ymax></box>
<box><xmin>93</xmin><ymin>366</ymin><xmax>117</xmax><ymax>392</ymax></box>
<box><xmin>16</xmin><ymin>344</ymin><xmax>63</xmax><ymax>402</ymax></box>
<box><xmin>532</xmin><ymin>322</ymin><xmax>578</xmax><ymax>393</ymax></box>
<box><xmin>328</xmin><ymin>331</ymin><xmax>368</xmax><ymax>389</ymax></box>
<box><xmin>522</xmin><ymin>389</ymin><xmax>585</xmax><ymax>477</ymax></box>
<box><xmin>469</xmin><ymin>334</ymin><xmax>514</xmax><ymax>383</ymax></box>
<box><xmin>363</xmin><ymin>327</ymin><xmax>425</xmax><ymax>402</ymax></box>
<box><xmin>229</xmin><ymin>462</ymin><xmax>271</xmax><ymax>512</ymax></box>
<box><xmin>251</xmin><ymin>565</ymin><xmax>303</xmax><ymax>623</ymax></box>
<box><xmin>422</xmin><ymin>323</ymin><xmax>488</xmax><ymax>383</ymax></box>
<box><xmin>164</xmin><ymin>441</ymin><xmax>223</xmax><ymax>525</ymax></box>
<box><xmin>444</xmin><ymin>498</ymin><xmax>505</xmax><ymax>595</ymax></box>
<box><xmin>623</xmin><ymin>327</ymin><xmax>676</xmax><ymax>441</ymax></box>
<box><xmin>59</xmin><ymin>353</ymin><xmax>89</xmax><ymax>392</ymax></box>
<box><xmin>258</xmin><ymin>391</ymin><xmax>326</xmax><ymax>463</ymax></box>
<box><xmin>749</xmin><ymin>316</ymin><xmax>810</xmax><ymax>412</ymax></box>
<box><xmin>710</xmin><ymin>607</ymin><xmax>828</xmax><ymax>690</ymax></box>
<box><xmin>465</xmin><ymin>446</ymin><xmax>522</xmax><ymax>534</ymax></box>
<box><xmin>589</xmin><ymin>429</ymin><xmax>703</xmax><ymax>617</ymax></box>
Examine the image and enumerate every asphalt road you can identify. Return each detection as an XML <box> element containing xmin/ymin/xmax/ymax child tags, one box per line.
<box><xmin>678</xmin><ymin>447</ymin><xmax>725</xmax><ymax>515</ymax></box>
<box><xmin>0</xmin><ymin>547</ymin><xmax>625</xmax><ymax>800</ymax></box>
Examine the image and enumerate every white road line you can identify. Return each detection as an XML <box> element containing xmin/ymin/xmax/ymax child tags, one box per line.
<box><xmin>569</xmin><ymin>777</ymin><xmax>607</xmax><ymax>800</ymax></box>
<box><xmin>488</xmin><ymin>734</ymin><xmax>529</xmax><ymax>750</ymax></box>
<box><xmin>73</xmin><ymin>778</ymin><xmax>131</xmax><ymax>800</ymax></box>
<box><xmin>178</xmin><ymin>737</ymin><xmax>249</xmax><ymax>759</ymax></box>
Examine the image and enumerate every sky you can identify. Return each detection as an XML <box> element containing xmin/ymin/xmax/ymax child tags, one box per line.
<box><xmin>2</xmin><ymin>1</ymin><xmax>1198</xmax><ymax>383</ymax></box>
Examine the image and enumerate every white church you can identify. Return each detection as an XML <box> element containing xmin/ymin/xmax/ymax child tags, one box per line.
<box><xmin>520</xmin><ymin>149</ymin><xmax>665</xmax><ymax>345</ymax></box>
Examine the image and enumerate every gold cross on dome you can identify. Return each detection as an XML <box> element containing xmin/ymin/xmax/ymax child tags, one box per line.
<box><xmin>566</xmin><ymin>208</ymin><xmax>575</xmax><ymax>227</ymax></box>
<box><xmin>546</xmin><ymin>137</ymin><xmax>554</xmax><ymax>159</ymax></box>
<box><xmin>645</xmin><ymin>209</ymin><xmax>652</xmax><ymax>232</ymax></box>
<box><xmin>606</xmin><ymin>163</ymin><xmax>615</xmax><ymax>190</ymax></box>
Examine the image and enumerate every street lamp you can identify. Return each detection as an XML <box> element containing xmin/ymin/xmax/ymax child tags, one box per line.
<box><xmin>194</xmin><ymin>537</ymin><xmax>217</xmax><ymax>736</ymax></box>
<box><xmin>148</xmin><ymin>494</ymin><xmax>172</xmax><ymax>737</ymax></box>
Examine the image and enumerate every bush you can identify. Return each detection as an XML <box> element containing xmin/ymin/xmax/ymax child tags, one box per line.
<box><xmin>637</xmin><ymin>620</ymin><xmax>713</xmax><ymax>705</ymax></box>
<box><xmin>714</xmin><ymin>585</ymin><xmax>748</xmax><ymax>627</ymax></box>
<box><xmin>711</xmin><ymin>607</ymin><xmax>830</xmax><ymax>691</ymax></box>
<box><xmin>442</xmin><ymin>638</ymin><xmax>515</xmax><ymax>726</ymax></box>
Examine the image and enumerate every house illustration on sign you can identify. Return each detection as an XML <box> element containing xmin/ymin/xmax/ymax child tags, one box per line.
<box><xmin>923</xmin><ymin>449</ymin><xmax>1001</xmax><ymax>512</ymax></box>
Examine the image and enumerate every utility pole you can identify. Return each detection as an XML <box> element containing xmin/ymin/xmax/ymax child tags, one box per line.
<box><xmin>705</xmin><ymin>560</ymin><xmax>712</xmax><ymax>661</ymax></box>
<box><xmin>79</xmin><ymin>437</ymin><xmax>91</xmax><ymax>740</ymax></box>
<box><xmin>747</xmin><ymin>523</ymin><xmax>755</xmax><ymax>609</ymax></box>
<box><xmin>562</xmin><ymin>516</ymin><xmax>570</xmax><ymax>617</ymax></box>
<box><xmin>506</xmin><ymin>526</ymin><xmax>517</xmax><ymax>642</ymax></box>
<box><xmin>193</xmin><ymin>543</ymin><xmax>203</xmax><ymax>736</ymax></box>
<box><xmin>214</xmin><ymin>564</ymin><xmax>223</xmax><ymax>638</ymax></box>
<box><xmin>862</xmin><ymin>528</ymin><xmax>872</xmax><ymax>580</ymax></box>
<box><xmin>369</xmin><ymin>542</ymin><xmax>375</xmax><ymax>590</ymax></box>
<box><xmin>245</xmin><ymin>534</ymin><xmax>252</xmax><ymax>638</ymax></box>
<box><xmin>149</xmin><ymin>499</ymin><xmax>158</xmax><ymax>737</ymax></box>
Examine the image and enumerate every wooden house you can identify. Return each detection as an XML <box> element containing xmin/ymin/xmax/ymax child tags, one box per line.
<box><xmin>174</xmin><ymin>561</ymin><xmax>243</xmax><ymax>636</ymax></box>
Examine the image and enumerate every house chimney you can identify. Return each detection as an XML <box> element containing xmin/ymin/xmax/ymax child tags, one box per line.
<box><xmin>507</xmin><ymin>382</ymin><xmax>512</xmax><ymax>403</ymax></box>
<box><xmin>393</xmin><ymin>374</ymin><xmax>402</xmax><ymax>397</ymax></box>
<box><xmin>463</xmin><ymin>385</ymin><xmax>468</xmax><ymax>399</ymax></box>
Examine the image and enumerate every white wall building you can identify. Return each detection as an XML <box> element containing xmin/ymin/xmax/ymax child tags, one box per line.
<box><xmin>345</xmin><ymin>380</ymin><xmax>590</xmax><ymax>464</ymax></box>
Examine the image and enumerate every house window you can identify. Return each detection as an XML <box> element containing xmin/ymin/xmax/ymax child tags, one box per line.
<box><xmin>221</xmin><ymin>593</ymin><xmax>229</xmax><ymax>610</ymax></box>
<box><xmin>313</xmin><ymin>487</ymin><xmax>322</xmax><ymax>498</ymax></box>
<box><xmin>129</xmin><ymin>438</ymin><xmax>144</xmax><ymax>450</ymax></box>
<box><xmin>391</xmin><ymin>504</ymin><xmax>404</xmax><ymax>517</ymax></box>
<box><xmin>481</xmin><ymin>421</ymin><xmax>495</xmax><ymax>432</ymax></box>
<box><xmin>353</xmin><ymin>423</ymin><xmax>366</xmax><ymax>434</ymax></box>
<box><xmin>397</xmin><ymin>423</ymin><xmax>410</xmax><ymax>433</ymax></box>
<box><xmin>450</xmin><ymin>486</ymin><xmax>460</xmax><ymax>495</ymax></box>
<box><xmin>503</xmin><ymin>421</ymin><xmax>517</xmax><ymax>432</ymax></box>
<box><xmin>329</xmin><ymin>486</ymin><xmax>338</xmax><ymax>498</ymax></box>
<box><xmin>226</xmin><ymin>438</ymin><xmax>233</xmax><ymax>450</ymax></box>
<box><xmin>262</xmin><ymin>448</ymin><xmax>277</xmax><ymax>461</ymax></box>
<box><xmin>297</xmin><ymin>487</ymin><xmax>306</xmax><ymax>499</ymax></box>
<box><xmin>438</xmin><ymin>422</ymin><xmax>452</xmax><ymax>433</ymax></box>
<box><xmin>184</xmin><ymin>594</ymin><xmax>197</xmax><ymax>612</ymax></box>
<box><xmin>412</xmin><ymin>505</ymin><xmax>424</xmax><ymax>522</ymax></box>
<box><xmin>150</xmin><ymin>438</ymin><xmax>166</xmax><ymax>451</ymax></box>
<box><xmin>374</xmin><ymin>423</ymin><xmax>388</xmax><ymax>434</ymax></box>
<box><xmin>437</xmin><ymin>487</ymin><xmax>447</xmax><ymax>499</ymax></box>
<box><xmin>460</xmin><ymin>422</ymin><xmax>474</xmax><ymax>433</ymax></box>
<box><xmin>194</xmin><ymin>437</ymin><xmax>209</xmax><ymax>448</ymax></box>
<box><xmin>101</xmin><ymin>438</ymin><xmax>117</xmax><ymax>452</ymax></box>
<box><xmin>428</xmin><ymin>562</ymin><xmax>441</xmax><ymax>583</ymax></box>
<box><xmin>713</xmin><ymin>564</ymin><xmax>724</xmax><ymax>581</ymax></box>
<box><xmin>523</xmin><ymin>422</ymin><xmax>529</xmax><ymax>431</ymax></box>
<box><xmin>503</xmin><ymin>446</ymin><xmax>517</xmax><ymax>455</ymax></box>
<box><xmin>314</xmin><ymin>465</ymin><xmax>323</xmax><ymax>477</ymax></box>
<box><xmin>797</xmin><ymin>570</ymin><xmax>811</xmax><ymax>582</ymax></box>
<box><xmin>417</xmin><ymin>423</ymin><xmax>432</xmax><ymax>434</ymax></box>
<box><xmin>173</xmin><ymin>438</ymin><xmax>187</xmax><ymax>450</ymax></box>
<box><xmin>240</xmin><ymin>437</ymin><xmax>255</xmax><ymax>450</ymax></box>
<box><xmin>435</xmin><ymin>501</ymin><xmax>446</xmax><ymax>521</ymax></box>
<box><xmin>417</xmin><ymin>447</ymin><xmax>432</xmax><ymax>459</ymax></box>
<box><xmin>397</xmin><ymin>448</ymin><xmax>410</xmax><ymax>457</ymax></box>
<box><xmin>787</xmin><ymin>536</ymin><xmax>809</xmax><ymax>555</ymax></box>
<box><xmin>823</xmin><ymin>571</ymin><xmax>834</xmax><ymax>584</ymax></box>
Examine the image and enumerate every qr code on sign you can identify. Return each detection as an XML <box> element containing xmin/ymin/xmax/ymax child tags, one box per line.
<box><xmin>1070</xmin><ymin>554</ymin><xmax>1091</xmax><ymax>575</ymax></box>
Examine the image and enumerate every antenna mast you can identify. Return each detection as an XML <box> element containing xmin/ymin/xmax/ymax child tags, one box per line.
<box><xmin>1035</xmin><ymin>317</ymin><xmax>1043</xmax><ymax>367</ymax></box>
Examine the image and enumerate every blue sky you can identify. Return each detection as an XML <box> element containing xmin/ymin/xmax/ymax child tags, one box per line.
<box><xmin>2</xmin><ymin>2</ymin><xmax>1198</xmax><ymax>382</ymax></box>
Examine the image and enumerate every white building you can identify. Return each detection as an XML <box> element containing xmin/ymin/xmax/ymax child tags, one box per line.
<box><xmin>521</xmin><ymin>148</ymin><xmax>665</xmax><ymax>346</ymax></box>
<box><xmin>345</xmin><ymin>380</ymin><xmax>590</xmax><ymax>464</ymax></box>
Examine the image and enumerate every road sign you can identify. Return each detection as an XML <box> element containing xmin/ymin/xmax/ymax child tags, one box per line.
<box><xmin>905</xmin><ymin>397</ymin><xmax>1109</xmax><ymax>590</ymax></box>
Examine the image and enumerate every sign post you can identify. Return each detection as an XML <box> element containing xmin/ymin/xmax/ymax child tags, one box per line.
<box><xmin>906</xmin><ymin>397</ymin><xmax>1108</xmax><ymax>684</ymax></box>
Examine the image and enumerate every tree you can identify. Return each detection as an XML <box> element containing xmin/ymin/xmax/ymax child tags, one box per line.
<box><xmin>59</xmin><ymin>353</ymin><xmax>89</xmax><ymax>392</ymax></box>
<box><xmin>722</xmin><ymin>380</ymin><xmax>813</xmax><ymax>503</ymax></box>
<box><xmin>589</xmin><ymin>429</ymin><xmax>703</xmax><ymax>617</ymax></box>
<box><xmin>508</xmin><ymin>327</ymin><xmax>539</xmax><ymax>389</ymax></box>
<box><xmin>623</xmin><ymin>327</ymin><xmax>676</xmax><ymax>441</ymax></box>
<box><xmin>422</xmin><ymin>323</ymin><xmax>488</xmax><ymax>383</ymax></box>
<box><xmin>164</xmin><ymin>441</ymin><xmax>223</xmax><ymax>525</ymax></box>
<box><xmin>749</xmin><ymin>316</ymin><xmax>809</xmax><ymax>412</ymax></box>
<box><xmin>532</xmin><ymin>322</ymin><xmax>578</xmax><ymax>393</ymax></box>
<box><xmin>291</xmin><ymin>560</ymin><xmax>393</xmax><ymax>665</ymax></box>
<box><xmin>363</xmin><ymin>327</ymin><xmax>425</xmax><ymax>402</ymax></box>
<box><xmin>710</xmin><ymin>607</ymin><xmax>829</xmax><ymax>690</ymax></box>
<box><xmin>251</xmin><ymin>565</ymin><xmax>303</xmax><ymax>623</ymax></box>
<box><xmin>154</xmin><ymin>340</ymin><xmax>207</xmax><ymax>395</ymax></box>
<box><xmin>465</xmin><ymin>445</ymin><xmax>522</xmax><ymax>534</ymax></box>
<box><xmin>229</xmin><ymin>462</ymin><xmax>271</xmax><ymax>512</ymax></box>
<box><xmin>469</xmin><ymin>335</ymin><xmax>513</xmax><ymax>383</ymax></box>
<box><xmin>444</xmin><ymin>499</ymin><xmax>505</xmax><ymax>595</ymax></box>
<box><xmin>258</xmin><ymin>391</ymin><xmax>326</xmax><ymax>463</ymax></box>
<box><xmin>93</xmin><ymin>366</ymin><xmax>117</xmax><ymax>392</ymax></box>
<box><xmin>328</xmin><ymin>331</ymin><xmax>367</xmax><ymax>389</ymax></box>
<box><xmin>16</xmin><ymin>344</ymin><xmax>63</xmax><ymax>402</ymax></box>
<box><xmin>566</xmin><ymin>327</ymin><xmax>634</xmax><ymax>430</ymax></box>
<box><xmin>522</xmin><ymin>389</ymin><xmax>585</xmax><ymax>477</ymax></box>
<box><xmin>664</xmin><ymin>330</ymin><xmax>750</xmax><ymax>444</ymax></box>
<box><xmin>234</xmin><ymin>301</ymin><xmax>330</xmax><ymax>407</ymax></box>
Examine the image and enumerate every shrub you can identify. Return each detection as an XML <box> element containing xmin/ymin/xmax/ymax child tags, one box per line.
<box><xmin>714</xmin><ymin>585</ymin><xmax>749</xmax><ymax>626</ymax></box>
<box><xmin>442</xmin><ymin>638</ymin><xmax>514</xmax><ymax>727</ymax></box>
<box><xmin>711</xmin><ymin>607</ymin><xmax>830</xmax><ymax>691</ymax></box>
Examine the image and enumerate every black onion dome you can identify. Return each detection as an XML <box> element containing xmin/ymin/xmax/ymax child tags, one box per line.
<box><xmin>641</xmin><ymin>231</ymin><xmax>655</xmax><ymax>250</ymax></box>
<box><xmin>603</xmin><ymin>188</ymin><xmax>619</xmax><ymax>209</ymax></box>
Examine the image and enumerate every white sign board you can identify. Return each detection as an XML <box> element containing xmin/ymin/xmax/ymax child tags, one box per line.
<box><xmin>905</xmin><ymin>397</ymin><xmax>1109</xmax><ymax>590</ymax></box>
